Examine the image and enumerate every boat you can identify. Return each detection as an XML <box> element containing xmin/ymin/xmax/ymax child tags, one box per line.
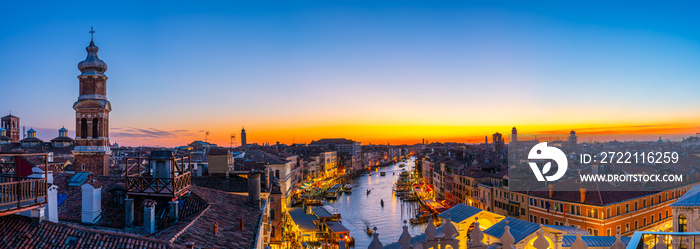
<box><xmin>380</xmin><ymin>199</ymin><xmax>384</xmax><ymax>207</ymax></box>
<box><xmin>326</xmin><ymin>188</ymin><xmax>340</xmax><ymax>199</ymax></box>
<box><xmin>366</xmin><ymin>189</ymin><xmax>371</xmax><ymax>195</ymax></box>
<box><xmin>366</xmin><ymin>226</ymin><xmax>373</xmax><ymax>236</ymax></box>
<box><xmin>399</xmin><ymin>164</ymin><xmax>405</xmax><ymax>168</ymax></box>
<box><xmin>380</xmin><ymin>172</ymin><xmax>386</xmax><ymax>176</ymax></box>
<box><xmin>344</xmin><ymin>184</ymin><xmax>353</xmax><ymax>193</ymax></box>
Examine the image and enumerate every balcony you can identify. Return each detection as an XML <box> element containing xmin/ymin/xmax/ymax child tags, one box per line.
<box><xmin>0</xmin><ymin>153</ymin><xmax>49</xmax><ymax>217</ymax></box>
<box><xmin>125</xmin><ymin>151</ymin><xmax>192</xmax><ymax>198</ymax></box>
<box><xmin>126</xmin><ymin>172</ymin><xmax>191</xmax><ymax>198</ymax></box>
<box><xmin>628</xmin><ymin>231</ymin><xmax>700</xmax><ymax>249</ymax></box>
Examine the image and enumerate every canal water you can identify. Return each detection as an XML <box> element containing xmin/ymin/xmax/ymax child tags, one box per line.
<box><xmin>326</xmin><ymin>158</ymin><xmax>427</xmax><ymax>248</ymax></box>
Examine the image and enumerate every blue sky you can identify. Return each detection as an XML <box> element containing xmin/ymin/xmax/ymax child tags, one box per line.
<box><xmin>1</xmin><ymin>1</ymin><xmax>699</xmax><ymax>146</ymax></box>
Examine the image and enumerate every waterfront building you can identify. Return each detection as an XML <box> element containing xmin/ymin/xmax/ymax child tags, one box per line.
<box><xmin>670</xmin><ymin>184</ymin><xmax>700</xmax><ymax>233</ymax></box>
<box><xmin>310</xmin><ymin>138</ymin><xmax>362</xmax><ymax>157</ymax></box>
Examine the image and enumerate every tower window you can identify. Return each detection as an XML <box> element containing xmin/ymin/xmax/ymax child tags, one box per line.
<box><xmin>92</xmin><ymin>118</ymin><xmax>99</xmax><ymax>138</ymax></box>
<box><xmin>80</xmin><ymin>118</ymin><xmax>88</xmax><ymax>138</ymax></box>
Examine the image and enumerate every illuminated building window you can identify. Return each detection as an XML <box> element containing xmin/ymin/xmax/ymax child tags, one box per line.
<box><xmin>679</xmin><ymin>215</ymin><xmax>688</xmax><ymax>232</ymax></box>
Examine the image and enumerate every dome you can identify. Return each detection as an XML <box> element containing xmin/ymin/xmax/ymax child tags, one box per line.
<box><xmin>59</xmin><ymin>127</ymin><xmax>68</xmax><ymax>132</ymax></box>
<box><xmin>78</xmin><ymin>40</ymin><xmax>107</xmax><ymax>76</ymax></box>
<box><xmin>28</xmin><ymin>128</ymin><xmax>35</xmax><ymax>133</ymax></box>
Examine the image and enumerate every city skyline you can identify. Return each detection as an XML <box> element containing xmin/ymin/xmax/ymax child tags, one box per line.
<box><xmin>2</xmin><ymin>1</ymin><xmax>700</xmax><ymax>147</ymax></box>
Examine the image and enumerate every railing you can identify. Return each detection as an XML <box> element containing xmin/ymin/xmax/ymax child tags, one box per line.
<box><xmin>628</xmin><ymin>231</ymin><xmax>700</xmax><ymax>249</ymax></box>
<box><xmin>126</xmin><ymin>172</ymin><xmax>191</xmax><ymax>197</ymax></box>
<box><xmin>0</xmin><ymin>178</ymin><xmax>47</xmax><ymax>212</ymax></box>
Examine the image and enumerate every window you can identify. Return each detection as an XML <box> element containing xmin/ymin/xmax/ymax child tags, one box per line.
<box><xmin>81</xmin><ymin>164</ymin><xmax>85</xmax><ymax>170</ymax></box>
<box><xmin>651</xmin><ymin>215</ymin><xmax>654</xmax><ymax>223</ymax></box>
<box><xmin>626</xmin><ymin>223</ymin><xmax>630</xmax><ymax>232</ymax></box>
<box><xmin>593</xmin><ymin>229</ymin><xmax>598</xmax><ymax>236</ymax></box>
<box><xmin>635</xmin><ymin>220</ymin><xmax>638</xmax><ymax>229</ymax></box>
<box><xmin>607</xmin><ymin>208</ymin><xmax>610</xmax><ymax>218</ymax></box>
<box><xmin>617</xmin><ymin>225</ymin><xmax>621</xmax><ymax>234</ymax></box>
<box><xmin>666</xmin><ymin>210</ymin><xmax>669</xmax><ymax>218</ymax></box>
<box><xmin>270</xmin><ymin>209</ymin><xmax>275</xmax><ymax>220</ymax></box>
<box><xmin>576</xmin><ymin>206</ymin><xmax>581</xmax><ymax>215</ymax></box>
<box><xmin>634</xmin><ymin>201</ymin><xmax>638</xmax><ymax>210</ymax></box>
<box><xmin>679</xmin><ymin>215</ymin><xmax>688</xmax><ymax>232</ymax></box>
<box><xmin>271</xmin><ymin>226</ymin><xmax>275</xmax><ymax>237</ymax></box>
<box><xmin>666</xmin><ymin>193</ymin><xmax>669</xmax><ymax>201</ymax></box>
<box><xmin>571</xmin><ymin>205</ymin><xmax>576</xmax><ymax>214</ymax></box>
<box><xmin>607</xmin><ymin>228</ymin><xmax>611</xmax><ymax>236</ymax></box>
<box><xmin>275</xmin><ymin>170</ymin><xmax>280</xmax><ymax>179</ymax></box>
<box><xmin>92</xmin><ymin>118</ymin><xmax>99</xmax><ymax>138</ymax></box>
<box><xmin>617</xmin><ymin>206</ymin><xmax>621</xmax><ymax>215</ymax></box>
<box><xmin>625</xmin><ymin>203</ymin><xmax>629</xmax><ymax>213</ymax></box>
<box><xmin>80</xmin><ymin>118</ymin><xmax>88</xmax><ymax>138</ymax></box>
<box><xmin>643</xmin><ymin>199</ymin><xmax>647</xmax><ymax>207</ymax></box>
<box><xmin>643</xmin><ymin>217</ymin><xmax>647</xmax><ymax>226</ymax></box>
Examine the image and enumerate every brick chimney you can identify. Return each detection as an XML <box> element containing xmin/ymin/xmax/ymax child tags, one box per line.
<box><xmin>579</xmin><ymin>188</ymin><xmax>587</xmax><ymax>203</ymax></box>
<box><xmin>548</xmin><ymin>184</ymin><xmax>554</xmax><ymax>198</ymax></box>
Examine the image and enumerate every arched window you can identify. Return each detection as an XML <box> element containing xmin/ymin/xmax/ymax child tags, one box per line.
<box><xmin>270</xmin><ymin>209</ymin><xmax>275</xmax><ymax>220</ymax></box>
<box><xmin>81</xmin><ymin>164</ymin><xmax>86</xmax><ymax>170</ymax></box>
<box><xmin>271</xmin><ymin>226</ymin><xmax>275</xmax><ymax>238</ymax></box>
<box><xmin>80</xmin><ymin>118</ymin><xmax>88</xmax><ymax>138</ymax></box>
<box><xmin>275</xmin><ymin>170</ymin><xmax>280</xmax><ymax>179</ymax></box>
<box><xmin>92</xmin><ymin>118</ymin><xmax>99</xmax><ymax>138</ymax></box>
<box><xmin>679</xmin><ymin>214</ymin><xmax>687</xmax><ymax>232</ymax></box>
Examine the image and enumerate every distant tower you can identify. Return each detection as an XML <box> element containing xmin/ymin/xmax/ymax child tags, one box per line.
<box><xmin>511</xmin><ymin>127</ymin><xmax>518</xmax><ymax>144</ymax></box>
<box><xmin>485</xmin><ymin>136</ymin><xmax>488</xmax><ymax>144</ymax></box>
<box><xmin>568</xmin><ymin>130</ymin><xmax>577</xmax><ymax>149</ymax></box>
<box><xmin>241</xmin><ymin>127</ymin><xmax>247</xmax><ymax>148</ymax></box>
<box><xmin>72</xmin><ymin>29</ymin><xmax>112</xmax><ymax>176</ymax></box>
<box><xmin>1</xmin><ymin>114</ymin><xmax>20</xmax><ymax>142</ymax></box>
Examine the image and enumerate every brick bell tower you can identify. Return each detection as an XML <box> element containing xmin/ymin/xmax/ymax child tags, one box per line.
<box><xmin>72</xmin><ymin>28</ymin><xmax>112</xmax><ymax>176</ymax></box>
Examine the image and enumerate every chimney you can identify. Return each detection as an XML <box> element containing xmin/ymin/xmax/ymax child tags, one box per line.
<box><xmin>125</xmin><ymin>198</ymin><xmax>134</xmax><ymax>228</ymax></box>
<box><xmin>240</xmin><ymin>217</ymin><xmax>244</xmax><ymax>230</ymax></box>
<box><xmin>185</xmin><ymin>242</ymin><xmax>195</xmax><ymax>249</ymax></box>
<box><xmin>46</xmin><ymin>184</ymin><xmax>59</xmax><ymax>222</ymax></box>
<box><xmin>81</xmin><ymin>179</ymin><xmax>102</xmax><ymax>224</ymax></box>
<box><xmin>548</xmin><ymin>184</ymin><xmax>554</xmax><ymax>198</ymax></box>
<box><xmin>144</xmin><ymin>199</ymin><xmax>156</xmax><ymax>233</ymax></box>
<box><xmin>579</xmin><ymin>188</ymin><xmax>587</xmax><ymax>203</ymax></box>
<box><xmin>248</xmin><ymin>171</ymin><xmax>261</xmax><ymax>207</ymax></box>
<box><xmin>169</xmin><ymin>200</ymin><xmax>179</xmax><ymax>221</ymax></box>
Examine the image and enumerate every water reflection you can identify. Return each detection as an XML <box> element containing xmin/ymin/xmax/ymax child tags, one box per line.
<box><xmin>326</xmin><ymin>158</ymin><xmax>426</xmax><ymax>248</ymax></box>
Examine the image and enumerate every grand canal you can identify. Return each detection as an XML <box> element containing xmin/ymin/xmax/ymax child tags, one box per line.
<box><xmin>326</xmin><ymin>158</ymin><xmax>427</xmax><ymax>248</ymax></box>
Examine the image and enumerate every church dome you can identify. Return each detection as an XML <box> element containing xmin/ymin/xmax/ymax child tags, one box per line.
<box><xmin>78</xmin><ymin>40</ymin><xmax>107</xmax><ymax>76</ymax></box>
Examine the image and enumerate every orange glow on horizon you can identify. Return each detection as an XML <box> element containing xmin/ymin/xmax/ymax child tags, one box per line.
<box><xmin>109</xmin><ymin>121</ymin><xmax>700</xmax><ymax>147</ymax></box>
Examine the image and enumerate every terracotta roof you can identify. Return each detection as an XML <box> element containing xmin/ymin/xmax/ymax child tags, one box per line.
<box><xmin>192</xmin><ymin>175</ymin><xmax>249</xmax><ymax>193</ymax></box>
<box><xmin>0</xmin><ymin>215</ymin><xmax>172</xmax><ymax>248</ymax></box>
<box><xmin>160</xmin><ymin>186</ymin><xmax>263</xmax><ymax>249</ymax></box>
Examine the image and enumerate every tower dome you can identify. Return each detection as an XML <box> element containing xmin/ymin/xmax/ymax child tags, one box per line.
<box><xmin>78</xmin><ymin>40</ymin><xmax>107</xmax><ymax>76</ymax></box>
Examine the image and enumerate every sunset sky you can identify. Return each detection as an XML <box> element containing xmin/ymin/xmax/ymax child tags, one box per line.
<box><xmin>1</xmin><ymin>1</ymin><xmax>699</xmax><ymax>147</ymax></box>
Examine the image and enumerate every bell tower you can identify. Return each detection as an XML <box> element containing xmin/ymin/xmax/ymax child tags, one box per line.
<box><xmin>72</xmin><ymin>28</ymin><xmax>112</xmax><ymax>176</ymax></box>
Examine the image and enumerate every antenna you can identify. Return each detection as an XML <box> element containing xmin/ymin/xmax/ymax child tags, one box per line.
<box><xmin>230</xmin><ymin>133</ymin><xmax>236</xmax><ymax>148</ymax></box>
<box><xmin>205</xmin><ymin>131</ymin><xmax>210</xmax><ymax>143</ymax></box>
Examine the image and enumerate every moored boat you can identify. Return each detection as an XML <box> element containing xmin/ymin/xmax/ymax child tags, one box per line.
<box><xmin>344</xmin><ymin>184</ymin><xmax>353</xmax><ymax>193</ymax></box>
